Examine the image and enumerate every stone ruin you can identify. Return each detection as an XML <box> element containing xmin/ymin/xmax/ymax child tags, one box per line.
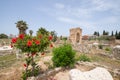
<box><xmin>69</xmin><ymin>67</ymin><xmax>113</xmax><ymax>80</ymax></box>
<box><xmin>69</xmin><ymin>27</ymin><xmax>82</xmax><ymax>44</ymax></box>
<box><xmin>112</xmin><ymin>45</ymin><xmax>120</xmax><ymax>60</ymax></box>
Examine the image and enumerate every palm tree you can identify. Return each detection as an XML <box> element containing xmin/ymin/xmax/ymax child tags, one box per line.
<box><xmin>15</xmin><ymin>20</ymin><xmax>28</xmax><ymax>34</ymax></box>
<box><xmin>29</xmin><ymin>30</ymin><xmax>33</xmax><ymax>36</ymax></box>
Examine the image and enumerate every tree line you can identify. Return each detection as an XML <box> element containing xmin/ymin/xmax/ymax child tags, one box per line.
<box><xmin>15</xmin><ymin>20</ymin><xmax>58</xmax><ymax>42</ymax></box>
<box><xmin>0</xmin><ymin>33</ymin><xmax>8</xmax><ymax>39</ymax></box>
<box><xmin>93</xmin><ymin>30</ymin><xmax>120</xmax><ymax>39</ymax></box>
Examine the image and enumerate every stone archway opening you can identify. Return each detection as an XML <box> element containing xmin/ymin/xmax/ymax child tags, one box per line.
<box><xmin>76</xmin><ymin>33</ymin><xmax>80</xmax><ymax>43</ymax></box>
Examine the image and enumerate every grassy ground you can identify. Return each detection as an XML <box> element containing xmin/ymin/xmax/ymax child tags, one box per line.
<box><xmin>0</xmin><ymin>53</ymin><xmax>23</xmax><ymax>80</ymax></box>
<box><xmin>0</xmin><ymin>54</ymin><xmax>17</xmax><ymax>70</ymax></box>
<box><xmin>88</xmin><ymin>53</ymin><xmax>120</xmax><ymax>69</ymax></box>
<box><xmin>0</xmin><ymin>39</ymin><xmax>11</xmax><ymax>46</ymax></box>
<box><xmin>0</xmin><ymin>52</ymin><xmax>52</xmax><ymax>70</ymax></box>
<box><xmin>75</xmin><ymin>51</ymin><xmax>120</xmax><ymax>68</ymax></box>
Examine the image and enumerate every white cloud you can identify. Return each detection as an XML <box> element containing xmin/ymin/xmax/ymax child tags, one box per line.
<box><xmin>40</xmin><ymin>1</ymin><xmax>120</xmax><ymax>20</ymax></box>
<box><xmin>90</xmin><ymin>0</ymin><xmax>120</xmax><ymax>12</ymax></box>
<box><xmin>67</xmin><ymin>8</ymin><xmax>92</xmax><ymax>19</ymax></box>
<box><xmin>37</xmin><ymin>0</ymin><xmax>120</xmax><ymax>28</ymax></box>
<box><xmin>91</xmin><ymin>0</ymin><xmax>106</xmax><ymax>11</ymax></box>
<box><xmin>57</xmin><ymin>17</ymin><xmax>95</xmax><ymax>27</ymax></box>
<box><xmin>53</xmin><ymin>0</ymin><xmax>119</xmax><ymax>19</ymax></box>
<box><xmin>54</xmin><ymin>3</ymin><xmax>65</xmax><ymax>9</ymax></box>
<box><xmin>57</xmin><ymin>16</ymin><xmax>99</xmax><ymax>35</ymax></box>
<box><xmin>96</xmin><ymin>16</ymin><xmax>118</xmax><ymax>24</ymax></box>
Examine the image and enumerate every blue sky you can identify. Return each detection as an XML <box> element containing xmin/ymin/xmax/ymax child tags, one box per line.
<box><xmin>0</xmin><ymin>0</ymin><xmax>120</xmax><ymax>36</ymax></box>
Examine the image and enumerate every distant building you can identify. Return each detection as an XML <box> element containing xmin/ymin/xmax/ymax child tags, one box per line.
<box><xmin>82</xmin><ymin>35</ymin><xmax>89</xmax><ymax>40</ymax></box>
<box><xmin>9</xmin><ymin>34</ymin><xmax>16</xmax><ymax>38</ymax></box>
<box><xmin>69</xmin><ymin>27</ymin><xmax>82</xmax><ymax>44</ymax></box>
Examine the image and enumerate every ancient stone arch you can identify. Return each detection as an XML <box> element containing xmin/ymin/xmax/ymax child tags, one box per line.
<box><xmin>76</xmin><ymin>33</ymin><xmax>80</xmax><ymax>43</ymax></box>
<box><xmin>69</xmin><ymin>27</ymin><xmax>82</xmax><ymax>44</ymax></box>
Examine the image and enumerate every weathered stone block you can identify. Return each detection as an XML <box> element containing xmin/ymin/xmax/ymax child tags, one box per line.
<box><xmin>69</xmin><ymin>67</ymin><xmax>113</xmax><ymax>80</ymax></box>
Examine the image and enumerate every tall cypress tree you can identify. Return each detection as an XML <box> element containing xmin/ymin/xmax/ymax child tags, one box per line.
<box><xmin>118</xmin><ymin>31</ymin><xmax>120</xmax><ymax>39</ymax></box>
<box><xmin>97</xmin><ymin>32</ymin><xmax>100</xmax><ymax>36</ymax></box>
<box><xmin>103</xmin><ymin>30</ymin><xmax>106</xmax><ymax>35</ymax></box>
<box><xmin>111</xmin><ymin>31</ymin><xmax>114</xmax><ymax>36</ymax></box>
<box><xmin>115</xmin><ymin>31</ymin><xmax>118</xmax><ymax>39</ymax></box>
<box><xmin>94</xmin><ymin>31</ymin><xmax>97</xmax><ymax>35</ymax></box>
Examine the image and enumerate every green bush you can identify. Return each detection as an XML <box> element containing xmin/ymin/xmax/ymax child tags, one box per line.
<box><xmin>62</xmin><ymin>37</ymin><xmax>67</xmax><ymax>41</ymax></box>
<box><xmin>98</xmin><ymin>44</ymin><xmax>103</xmax><ymax>49</ymax></box>
<box><xmin>105</xmin><ymin>47</ymin><xmax>111</xmax><ymax>51</ymax></box>
<box><xmin>79</xmin><ymin>54</ymin><xmax>91</xmax><ymax>62</ymax></box>
<box><xmin>52</xmin><ymin>44</ymin><xmax>76</xmax><ymax>67</ymax></box>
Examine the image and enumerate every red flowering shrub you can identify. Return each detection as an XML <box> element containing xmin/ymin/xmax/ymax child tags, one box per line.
<box><xmin>35</xmin><ymin>40</ymin><xmax>40</xmax><ymax>45</ymax></box>
<box><xmin>23</xmin><ymin>63</ymin><xmax>27</xmax><ymax>67</ymax></box>
<box><xmin>27</xmin><ymin>40</ymin><xmax>32</xmax><ymax>47</ymax></box>
<box><xmin>41</xmin><ymin>52</ymin><xmax>45</xmax><ymax>55</ymax></box>
<box><xmin>13</xmin><ymin>34</ymin><xmax>51</xmax><ymax>53</ymax></box>
<box><xmin>11</xmin><ymin>33</ymin><xmax>52</xmax><ymax>80</ymax></box>
<box><xmin>12</xmin><ymin>38</ymin><xmax>17</xmax><ymax>43</ymax></box>
<box><xmin>50</xmin><ymin>44</ymin><xmax>53</xmax><ymax>48</ymax></box>
<box><xmin>48</xmin><ymin>36</ymin><xmax>53</xmax><ymax>40</ymax></box>
<box><xmin>19</xmin><ymin>34</ymin><xmax>24</xmax><ymax>39</ymax></box>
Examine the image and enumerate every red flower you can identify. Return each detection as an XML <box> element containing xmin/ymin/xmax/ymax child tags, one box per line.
<box><xmin>41</xmin><ymin>52</ymin><xmax>45</xmax><ymax>55</ymax></box>
<box><xmin>12</xmin><ymin>38</ymin><xmax>17</xmax><ymax>43</ymax></box>
<box><xmin>23</xmin><ymin>64</ymin><xmax>27</xmax><ymax>67</ymax></box>
<box><xmin>19</xmin><ymin>34</ymin><xmax>24</xmax><ymax>39</ymax></box>
<box><xmin>10</xmin><ymin>44</ymin><xmax>13</xmax><ymax>48</ymax></box>
<box><xmin>27</xmin><ymin>40</ymin><xmax>32</xmax><ymax>47</ymax></box>
<box><xmin>35</xmin><ymin>40</ymin><xmax>40</xmax><ymax>45</ymax></box>
<box><xmin>48</xmin><ymin>36</ymin><xmax>53</xmax><ymax>40</ymax></box>
<box><xmin>31</xmin><ymin>52</ymin><xmax>36</xmax><ymax>56</ymax></box>
<box><xmin>50</xmin><ymin>44</ymin><xmax>53</xmax><ymax>48</ymax></box>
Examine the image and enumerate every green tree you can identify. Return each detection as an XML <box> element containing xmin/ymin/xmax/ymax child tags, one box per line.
<box><xmin>37</xmin><ymin>27</ymin><xmax>49</xmax><ymax>36</ymax></box>
<box><xmin>103</xmin><ymin>30</ymin><xmax>106</xmax><ymax>35</ymax></box>
<box><xmin>97</xmin><ymin>32</ymin><xmax>100</xmax><ymax>36</ymax></box>
<box><xmin>29</xmin><ymin>30</ymin><xmax>33</xmax><ymax>36</ymax></box>
<box><xmin>93</xmin><ymin>31</ymin><xmax>100</xmax><ymax>36</ymax></box>
<box><xmin>94</xmin><ymin>31</ymin><xmax>97</xmax><ymax>35</ymax></box>
<box><xmin>115</xmin><ymin>31</ymin><xmax>118</xmax><ymax>39</ymax></box>
<box><xmin>15</xmin><ymin>20</ymin><xmax>28</xmax><ymax>34</ymax></box>
<box><xmin>115</xmin><ymin>31</ymin><xmax>118</xmax><ymax>36</ymax></box>
<box><xmin>103</xmin><ymin>30</ymin><xmax>109</xmax><ymax>35</ymax></box>
<box><xmin>105</xmin><ymin>32</ymin><xmax>109</xmax><ymax>35</ymax></box>
<box><xmin>50</xmin><ymin>31</ymin><xmax>57</xmax><ymax>42</ymax></box>
<box><xmin>0</xmin><ymin>33</ymin><xmax>8</xmax><ymax>39</ymax></box>
<box><xmin>111</xmin><ymin>31</ymin><xmax>114</xmax><ymax>36</ymax></box>
<box><xmin>117</xmin><ymin>32</ymin><xmax>120</xmax><ymax>39</ymax></box>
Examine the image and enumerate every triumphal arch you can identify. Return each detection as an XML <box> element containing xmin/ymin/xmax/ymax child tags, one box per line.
<box><xmin>69</xmin><ymin>27</ymin><xmax>82</xmax><ymax>44</ymax></box>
